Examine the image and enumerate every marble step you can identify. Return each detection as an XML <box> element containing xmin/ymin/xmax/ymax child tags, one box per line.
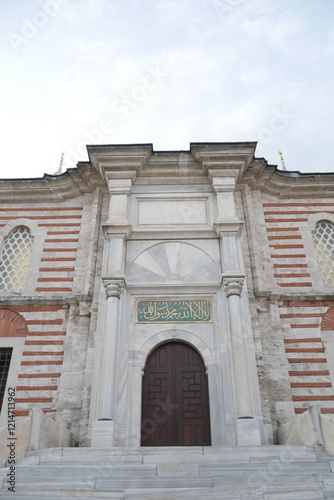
<box><xmin>21</xmin><ymin>445</ymin><xmax>325</xmax><ymax>466</ymax></box>
<box><xmin>1</xmin><ymin>476</ymin><xmax>214</xmax><ymax>491</ymax></box>
<box><xmin>0</xmin><ymin>491</ymin><xmax>124</xmax><ymax>499</ymax></box>
<box><xmin>0</xmin><ymin>488</ymin><xmax>326</xmax><ymax>500</ymax></box>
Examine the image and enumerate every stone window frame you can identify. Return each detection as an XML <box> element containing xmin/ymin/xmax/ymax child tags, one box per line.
<box><xmin>300</xmin><ymin>212</ymin><xmax>334</xmax><ymax>291</ymax></box>
<box><xmin>0</xmin><ymin>219</ymin><xmax>46</xmax><ymax>296</ymax></box>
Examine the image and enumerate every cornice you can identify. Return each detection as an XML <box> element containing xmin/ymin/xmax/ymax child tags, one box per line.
<box><xmin>239</xmin><ymin>160</ymin><xmax>334</xmax><ymax>198</ymax></box>
<box><xmin>0</xmin><ymin>164</ymin><xmax>104</xmax><ymax>203</ymax></box>
<box><xmin>3</xmin><ymin>143</ymin><xmax>334</xmax><ymax>202</ymax></box>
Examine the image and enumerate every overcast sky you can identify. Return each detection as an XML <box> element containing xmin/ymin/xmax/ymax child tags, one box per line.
<box><xmin>1</xmin><ymin>0</ymin><xmax>334</xmax><ymax>179</ymax></box>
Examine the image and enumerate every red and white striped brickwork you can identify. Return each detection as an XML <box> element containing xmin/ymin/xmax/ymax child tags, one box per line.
<box><xmin>0</xmin><ymin>205</ymin><xmax>82</xmax><ymax>293</ymax></box>
<box><xmin>263</xmin><ymin>199</ymin><xmax>334</xmax><ymax>414</ymax></box>
<box><xmin>7</xmin><ymin>305</ymin><xmax>68</xmax><ymax>417</ymax></box>
<box><xmin>0</xmin><ymin>203</ymin><xmax>84</xmax><ymax>417</ymax></box>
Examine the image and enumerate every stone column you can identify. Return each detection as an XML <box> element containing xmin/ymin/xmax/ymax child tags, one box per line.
<box><xmin>223</xmin><ymin>277</ymin><xmax>253</xmax><ymax>418</ymax></box>
<box><xmin>99</xmin><ymin>279</ymin><xmax>124</xmax><ymax>419</ymax></box>
<box><xmin>91</xmin><ymin>278</ymin><xmax>124</xmax><ymax>447</ymax></box>
<box><xmin>223</xmin><ymin>276</ymin><xmax>261</xmax><ymax>445</ymax></box>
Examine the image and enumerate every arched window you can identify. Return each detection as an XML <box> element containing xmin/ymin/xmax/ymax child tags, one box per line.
<box><xmin>312</xmin><ymin>220</ymin><xmax>334</xmax><ymax>286</ymax></box>
<box><xmin>0</xmin><ymin>226</ymin><xmax>34</xmax><ymax>292</ymax></box>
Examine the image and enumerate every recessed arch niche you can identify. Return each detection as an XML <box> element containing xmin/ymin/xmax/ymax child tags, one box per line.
<box><xmin>127</xmin><ymin>241</ymin><xmax>220</xmax><ymax>283</ymax></box>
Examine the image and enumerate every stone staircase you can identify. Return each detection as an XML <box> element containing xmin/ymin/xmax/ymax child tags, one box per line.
<box><xmin>1</xmin><ymin>445</ymin><xmax>334</xmax><ymax>499</ymax></box>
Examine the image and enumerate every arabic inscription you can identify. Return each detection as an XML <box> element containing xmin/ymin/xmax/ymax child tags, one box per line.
<box><xmin>136</xmin><ymin>299</ymin><xmax>212</xmax><ymax>323</ymax></box>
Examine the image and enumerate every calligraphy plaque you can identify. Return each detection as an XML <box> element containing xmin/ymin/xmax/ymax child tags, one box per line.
<box><xmin>136</xmin><ymin>299</ymin><xmax>212</xmax><ymax>323</ymax></box>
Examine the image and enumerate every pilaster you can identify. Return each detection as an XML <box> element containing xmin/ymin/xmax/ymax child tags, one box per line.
<box><xmin>91</xmin><ymin>278</ymin><xmax>125</xmax><ymax>447</ymax></box>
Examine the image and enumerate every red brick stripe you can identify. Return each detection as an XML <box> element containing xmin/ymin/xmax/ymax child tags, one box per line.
<box><xmin>321</xmin><ymin>409</ymin><xmax>334</xmax><ymax>414</ymax></box>
<box><xmin>275</xmin><ymin>274</ymin><xmax>310</xmax><ymax>278</ymax></box>
<box><xmin>35</xmin><ymin>287</ymin><xmax>72</xmax><ymax>292</ymax></box>
<box><xmin>266</xmin><ymin>219</ymin><xmax>308</xmax><ymax>223</ymax></box>
<box><xmin>285</xmin><ymin>348</ymin><xmax>325</xmax><ymax>353</ymax></box>
<box><xmin>271</xmin><ymin>254</ymin><xmax>306</xmax><ymax>258</ymax></box>
<box><xmin>265</xmin><ymin>211</ymin><xmax>334</xmax><ymax>215</ymax></box>
<box><xmin>21</xmin><ymin>361</ymin><xmax>62</xmax><ymax>365</ymax></box>
<box><xmin>274</xmin><ymin>264</ymin><xmax>308</xmax><ymax>268</ymax></box>
<box><xmin>37</xmin><ymin>278</ymin><xmax>73</xmax><ymax>282</ymax></box>
<box><xmin>39</xmin><ymin>267</ymin><xmax>75</xmax><ymax>272</ymax></box>
<box><xmin>27</xmin><ymin>331</ymin><xmax>66</xmax><ymax>336</ymax></box>
<box><xmin>0</xmin><ymin>215</ymin><xmax>81</xmax><ymax>220</ymax></box>
<box><xmin>39</xmin><ymin>223</ymin><xmax>81</xmax><ymax>227</ymax></box>
<box><xmin>264</xmin><ymin>203</ymin><xmax>334</xmax><ymax>207</ymax></box>
<box><xmin>15</xmin><ymin>398</ymin><xmax>53</xmax><ymax>403</ymax></box>
<box><xmin>10</xmin><ymin>305</ymin><xmax>67</xmax><ymax>312</ymax></box>
<box><xmin>22</xmin><ymin>351</ymin><xmax>64</xmax><ymax>356</ymax></box>
<box><xmin>266</xmin><ymin>228</ymin><xmax>298</xmax><ymax>232</ymax></box>
<box><xmin>291</xmin><ymin>382</ymin><xmax>332</xmax><ymax>388</ymax></box>
<box><xmin>270</xmin><ymin>245</ymin><xmax>304</xmax><ymax>249</ymax></box>
<box><xmin>293</xmin><ymin>395</ymin><xmax>334</xmax><ymax>401</ymax></box>
<box><xmin>289</xmin><ymin>370</ymin><xmax>329</xmax><ymax>376</ymax></box>
<box><xmin>290</xmin><ymin>324</ymin><xmax>319</xmax><ymax>328</ymax></box>
<box><xmin>281</xmin><ymin>314</ymin><xmax>324</xmax><ymax>318</ymax></box>
<box><xmin>16</xmin><ymin>386</ymin><xmax>58</xmax><ymax>391</ymax></box>
<box><xmin>284</xmin><ymin>338</ymin><xmax>322</xmax><ymax>343</ymax></box>
<box><xmin>25</xmin><ymin>340</ymin><xmax>63</xmax><ymax>345</ymax></box>
<box><xmin>14</xmin><ymin>411</ymin><xmax>30</xmax><ymax>417</ymax></box>
<box><xmin>288</xmin><ymin>358</ymin><xmax>327</xmax><ymax>363</ymax></box>
<box><xmin>278</xmin><ymin>283</ymin><xmax>312</xmax><ymax>287</ymax></box>
<box><xmin>26</xmin><ymin>319</ymin><xmax>63</xmax><ymax>325</ymax></box>
<box><xmin>43</xmin><ymin>248</ymin><xmax>77</xmax><ymax>252</ymax></box>
<box><xmin>0</xmin><ymin>207</ymin><xmax>83</xmax><ymax>211</ymax></box>
<box><xmin>41</xmin><ymin>258</ymin><xmax>76</xmax><ymax>262</ymax></box>
<box><xmin>19</xmin><ymin>373</ymin><xmax>61</xmax><ymax>378</ymax></box>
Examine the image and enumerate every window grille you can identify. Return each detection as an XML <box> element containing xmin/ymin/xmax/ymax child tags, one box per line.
<box><xmin>312</xmin><ymin>221</ymin><xmax>334</xmax><ymax>286</ymax></box>
<box><xmin>0</xmin><ymin>348</ymin><xmax>12</xmax><ymax>412</ymax></box>
<box><xmin>0</xmin><ymin>227</ymin><xmax>34</xmax><ymax>292</ymax></box>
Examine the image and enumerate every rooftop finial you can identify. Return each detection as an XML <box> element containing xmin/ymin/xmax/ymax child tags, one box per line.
<box><xmin>54</xmin><ymin>152</ymin><xmax>64</xmax><ymax>176</ymax></box>
<box><xmin>278</xmin><ymin>150</ymin><xmax>287</xmax><ymax>171</ymax></box>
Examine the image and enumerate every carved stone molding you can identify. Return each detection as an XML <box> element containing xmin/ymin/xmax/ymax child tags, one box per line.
<box><xmin>223</xmin><ymin>277</ymin><xmax>244</xmax><ymax>297</ymax></box>
<box><xmin>102</xmin><ymin>279</ymin><xmax>125</xmax><ymax>299</ymax></box>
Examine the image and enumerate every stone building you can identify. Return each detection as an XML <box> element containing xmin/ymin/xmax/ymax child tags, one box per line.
<box><xmin>1</xmin><ymin>142</ymin><xmax>334</xmax><ymax>497</ymax></box>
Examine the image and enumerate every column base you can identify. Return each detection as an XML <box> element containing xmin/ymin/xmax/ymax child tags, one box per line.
<box><xmin>236</xmin><ymin>417</ymin><xmax>261</xmax><ymax>446</ymax></box>
<box><xmin>91</xmin><ymin>420</ymin><xmax>115</xmax><ymax>447</ymax></box>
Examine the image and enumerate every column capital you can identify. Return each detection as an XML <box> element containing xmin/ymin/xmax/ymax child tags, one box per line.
<box><xmin>102</xmin><ymin>279</ymin><xmax>125</xmax><ymax>299</ymax></box>
<box><xmin>214</xmin><ymin>221</ymin><xmax>244</xmax><ymax>237</ymax></box>
<box><xmin>108</xmin><ymin>178</ymin><xmax>133</xmax><ymax>195</ymax></box>
<box><xmin>223</xmin><ymin>276</ymin><xmax>244</xmax><ymax>297</ymax></box>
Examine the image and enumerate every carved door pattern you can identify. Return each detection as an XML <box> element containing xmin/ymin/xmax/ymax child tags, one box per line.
<box><xmin>141</xmin><ymin>342</ymin><xmax>211</xmax><ymax>446</ymax></box>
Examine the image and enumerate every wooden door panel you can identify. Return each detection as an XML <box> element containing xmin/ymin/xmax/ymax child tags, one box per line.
<box><xmin>141</xmin><ymin>342</ymin><xmax>211</xmax><ymax>446</ymax></box>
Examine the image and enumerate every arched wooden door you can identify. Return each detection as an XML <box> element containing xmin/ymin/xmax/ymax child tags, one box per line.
<box><xmin>141</xmin><ymin>342</ymin><xmax>211</xmax><ymax>446</ymax></box>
